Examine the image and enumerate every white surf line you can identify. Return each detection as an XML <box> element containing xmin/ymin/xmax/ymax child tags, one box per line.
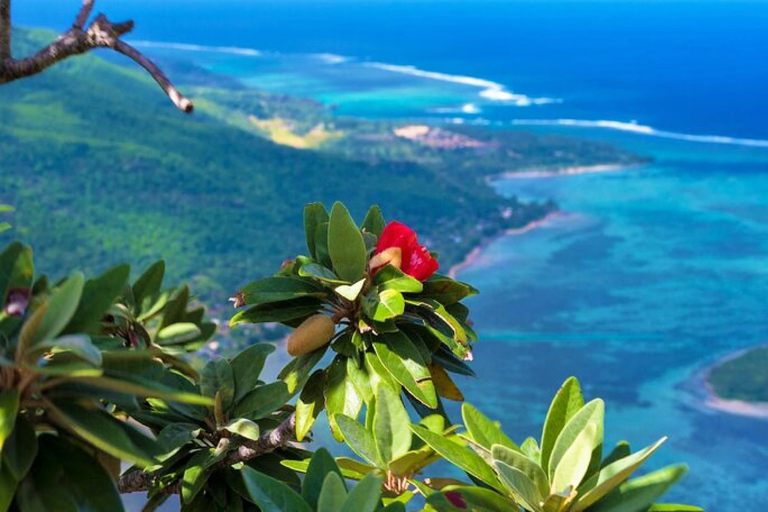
<box><xmin>130</xmin><ymin>40</ymin><xmax>263</xmax><ymax>57</ymax></box>
<box><xmin>365</xmin><ymin>62</ymin><xmax>561</xmax><ymax>106</ymax></box>
<box><xmin>510</xmin><ymin>119</ymin><xmax>768</xmax><ymax>148</ymax></box>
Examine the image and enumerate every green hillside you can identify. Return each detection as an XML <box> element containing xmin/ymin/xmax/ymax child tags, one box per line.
<box><xmin>0</xmin><ymin>29</ymin><xmax>560</xmax><ymax>305</ymax></box>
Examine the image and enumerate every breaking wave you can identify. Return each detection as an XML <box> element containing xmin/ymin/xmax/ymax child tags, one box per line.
<box><xmin>130</xmin><ymin>41</ymin><xmax>263</xmax><ymax>57</ymax></box>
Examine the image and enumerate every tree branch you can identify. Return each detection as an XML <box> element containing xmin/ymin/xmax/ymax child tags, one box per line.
<box><xmin>0</xmin><ymin>0</ymin><xmax>10</xmax><ymax>60</ymax></box>
<box><xmin>118</xmin><ymin>414</ymin><xmax>297</xmax><ymax>494</ymax></box>
<box><xmin>0</xmin><ymin>0</ymin><xmax>193</xmax><ymax>113</ymax></box>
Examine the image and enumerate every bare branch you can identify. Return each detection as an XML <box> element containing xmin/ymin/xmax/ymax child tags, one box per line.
<box><xmin>117</xmin><ymin>414</ymin><xmax>297</xmax><ymax>494</ymax></box>
<box><xmin>1</xmin><ymin>0</ymin><xmax>10</xmax><ymax>60</ymax></box>
<box><xmin>73</xmin><ymin>0</ymin><xmax>94</xmax><ymax>30</ymax></box>
<box><xmin>114</xmin><ymin>40</ymin><xmax>193</xmax><ymax>113</ymax></box>
<box><xmin>0</xmin><ymin>0</ymin><xmax>193</xmax><ymax>113</ymax></box>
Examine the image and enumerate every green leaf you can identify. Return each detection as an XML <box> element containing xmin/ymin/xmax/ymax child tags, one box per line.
<box><xmin>32</xmin><ymin>334</ymin><xmax>102</xmax><ymax>367</ymax></box>
<box><xmin>0</xmin><ymin>460</ymin><xmax>16</xmax><ymax>512</ymax></box>
<box><xmin>63</xmin><ymin>265</ymin><xmax>130</xmax><ymax>335</ymax></box>
<box><xmin>295</xmin><ymin>370</ymin><xmax>326</xmax><ymax>442</ymax></box>
<box><xmin>237</xmin><ymin>277</ymin><xmax>324</xmax><ymax>306</ymax></box>
<box><xmin>492</xmin><ymin>444</ymin><xmax>549</xmax><ymax>500</ymax></box>
<box><xmin>336</xmin><ymin>414</ymin><xmax>382</xmax><ymax>467</ymax></box>
<box><xmin>156</xmin><ymin>323</ymin><xmax>203</xmax><ymax>346</ymax></box>
<box><xmin>521</xmin><ymin>437</ymin><xmax>541</xmax><ymax>464</ymax></box>
<box><xmin>0</xmin><ymin>389</ymin><xmax>19</xmax><ymax>453</ymax></box>
<box><xmin>18</xmin><ymin>272</ymin><xmax>84</xmax><ymax>356</ymax></box>
<box><xmin>374</xmin><ymin>385</ymin><xmax>411</xmax><ymax>463</ymax></box>
<box><xmin>46</xmin><ymin>401</ymin><xmax>156</xmax><ymax>467</ymax></box>
<box><xmin>426</xmin><ymin>486</ymin><xmax>517</xmax><ymax>512</ymax></box>
<box><xmin>552</xmin><ymin>422</ymin><xmax>596</xmax><ymax>493</ymax></box>
<box><xmin>305</xmin><ymin>202</ymin><xmax>330</xmax><ymax>260</ymax></box>
<box><xmin>541</xmin><ymin>377</ymin><xmax>585</xmax><ymax>475</ymax></box>
<box><xmin>231</xmin><ymin>382</ymin><xmax>290</xmax><ymax>420</ymax></box>
<box><xmin>15</xmin><ymin>446</ymin><xmax>79</xmax><ymax>512</ymax></box>
<box><xmin>494</xmin><ymin>461</ymin><xmax>545</xmax><ymax>512</ymax></box>
<box><xmin>0</xmin><ymin>242</ymin><xmax>24</xmax><ymax>308</ymax></box>
<box><xmin>574</xmin><ymin>438</ymin><xmax>667</xmax><ymax>512</ymax></box>
<box><xmin>242</xmin><ymin>466</ymin><xmax>312</xmax><ymax>512</ymax></box>
<box><xmin>587</xmin><ymin>465</ymin><xmax>689</xmax><ymax>512</ymax></box>
<box><xmin>298</xmin><ymin>262</ymin><xmax>345</xmax><ymax>285</ymax></box>
<box><xmin>361</xmin><ymin>205</ymin><xmax>386</xmax><ymax>237</ymax></box>
<box><xmin>373</xmin><ymin>332</ymin><xmax>437</xmax><ymax>408</ymax></box>
<box><xmin>303</xmin><ymin>448</ymin><xmax>344</xmax><ymax>509</ymax></box>
<box><xmin>601</xmin><ymin>441</ymin><xmax>632</xmax><ymax>470</ymax></box>
<box><xmin>229</xmin><ymin>298</ymin><xmax>322</xmax><ymax>326</ymax></box>
<box><xmin>549</xmin><ymin>399</ymin><xmax>603</xmax><ymax>482</ymax></box>
<box><xmin>374</xmin><ymin>265</ymin><xmax>423</xmax><ymax>294</ymax></box>
<box><xmin>346</xmin><ymin>357</ymin><xmax>373</xmax><ymax>403</ymax></box>
<box><xmin>317</xmin><ymin>472</ymin><xmax>348</xmax><ymax>512</ymax></box>
<box><xmin>2</xmin><ymin>417</ymin><xmax>37</xmax><ymax>482</ymax></box>
<box><xmin>410</xmin><ymin>424</ymin><xmax>503</xmax><ymax>492</ymax></box>
<box><xmin>335</xmin><ymin>279</ymin><xmax>366</xmax><ymax>301</ymax></box>
<box><xmin>462</xmin><ymin>403</ymin><xmax>518</xmax><ymax>452</ymax></box>
<box><xmin>340</xmin><ymin>473</ymin><xmax>383</xmax><ymax>512</ymax></box>
<box><xmin>230</xmin><ymin>343</ymin><xmax>276</xmax><ymax>403</ymax></box>
<box><xmin>67</xmin><ymin>375</ymin><xmax>212</xmax><ymax>406</ymax></box>
<box><xmin>325</xmin><ymin>355</ymin><xmax>363</xmax><ymax>441</ymax></box>
<box><xmin>40</xmin><ymin>435</ymin><xmax>124</xmax><ymax>512</ymax></box>
<box><xmin>182</xmin><ymin>450</ymin><xmax>214</xmax><ymax>504</ymax></box>
<box><xmin>132</xmin><ymin>261</ymin><xmax>165</xmax><ymax>314</ymax></box>
<box><xmin>327</xmin><ymin>202</ymin><xmax>367</xmax><ymax>282</ymax></box>
<box><xmin>222</xmin><ymin>419</ymin><xmax>261</xmax><ymax>441</ymax></box>
<box><xmin>420</xmin><ymin>276</ymin><xmax>478</xmax><ymax>305</ymax></box>
<box><xmin>201</xmin><ymin>359</ymin><xmax>236</xmax><ymax>412</ymax></box>
<box><xmin>370</xmin><ymin>289</ymin><xmax>405</xmax><ymax>322</ymax></box>
<box><xmin>279</xmin><ymin>345</ymin><xmax>327</xmax><ymax>394</ymax></box>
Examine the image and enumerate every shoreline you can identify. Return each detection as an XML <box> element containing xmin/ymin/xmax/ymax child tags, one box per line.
<box><xmin>489</xmin><ymin>163</ymin><xmax>636</xmax><ymax>181</ymax></box>
<box><xmin>698</xmin><ymin>346</ymin><xmax>768</xmax><ymax>420</ymax></box>
<box><xmin>448</xmin><ymin>211</ymin><xmax>560</xmax><ymax>278</ymax></box>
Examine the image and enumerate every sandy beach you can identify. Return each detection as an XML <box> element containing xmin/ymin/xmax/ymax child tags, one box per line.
<box><xmin>491</xmin><ymin>163</ymin><xmax>634</xmax><ymax>180</ymax></box>
<box><xmin>699</xmin><ymin>347</ymin><xmax>768</xmax><ymax>419</ymax></box>
<box><xmin>448</xmin><ymin>211</ymin><xmax>560</xmax><ymax>278</ymax></box>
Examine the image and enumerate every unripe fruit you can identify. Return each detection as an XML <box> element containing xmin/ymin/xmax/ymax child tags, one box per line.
<box><xmin>287</xmin><ymin>314</ymin><xmax>336</xmax><ymax>356</ymax></box>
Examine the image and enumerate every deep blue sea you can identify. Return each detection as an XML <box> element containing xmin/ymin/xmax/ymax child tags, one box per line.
<box><xmin>16</xmin><ymin>1</ymin><xmax>768</xmax><ymax>511</ymax></box>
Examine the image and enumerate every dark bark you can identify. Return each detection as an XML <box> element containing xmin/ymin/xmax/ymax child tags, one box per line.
<box><xmin>0</xmin><ymin>0</ymin><xmax>192</xmax><ymax>112</ymax></box>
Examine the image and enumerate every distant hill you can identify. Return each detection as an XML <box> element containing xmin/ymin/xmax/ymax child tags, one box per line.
<box><xmin>0</xmin><ymin>28</ymin><xmax>635</xmax><ymax>307</ymax></box>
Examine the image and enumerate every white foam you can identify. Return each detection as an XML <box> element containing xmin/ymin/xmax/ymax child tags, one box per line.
<box><xmin>130</xmin><ymin>40</ymin><xmax>263</xmax><ymax>57</ymax></box>
<box><xmin>365</xmin><ymin>62</ymin><xmax>560</xmax><ymax>106</ymax></box>
<box><xmin>510</xmin><ymin>119</ymin><xmax>768</xmax><ymax>148</ymax></box>
<box><xmin>312</xmin><ymin>53</ymin><xmax>350</xmax><ymax>64</ymax></box>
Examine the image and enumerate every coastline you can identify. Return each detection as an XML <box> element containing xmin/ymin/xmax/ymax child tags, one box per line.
<box><xmin>699</xmin><ymin>347</ymin><xmax>768</xmax><ymax>420</ymax></box>
<box><xmin>490</xmin><ymin>163</ymin><xmax>634</xmax><ymax>181</ymax></box>
<box><xmin>448</xmin><ymin>211</ymin><xmax>560</xmax><ymax>278</ymax></box>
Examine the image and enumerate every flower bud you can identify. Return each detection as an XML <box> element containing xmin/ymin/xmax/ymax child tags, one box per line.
<box><xmin>287</xmin><ymin>314</ymin><xmax>336</xmax><ymax>356</ymax></box>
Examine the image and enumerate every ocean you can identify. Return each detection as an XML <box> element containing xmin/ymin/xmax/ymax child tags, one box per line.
<box><xmin>15</xmin><ymin>1</ymin><xmax>768</xmax><ymax>510</ymax></box>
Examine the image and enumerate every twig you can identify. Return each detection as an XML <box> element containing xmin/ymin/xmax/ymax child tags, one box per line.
<box><xmin>117</xmin><ymin>414</ymin><xmax>297</xmax><ymax>494</ymax></box>
<box><xmin>0</xmin><ymin>0</ymin><xmax>193</xmax><ymax>113</ymax></box>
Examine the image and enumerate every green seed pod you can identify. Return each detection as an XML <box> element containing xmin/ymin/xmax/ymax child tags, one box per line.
<box><xmin>287</xmin><ymin>314</ymin><xmax>336</xmax><ymax>356</ymax></box>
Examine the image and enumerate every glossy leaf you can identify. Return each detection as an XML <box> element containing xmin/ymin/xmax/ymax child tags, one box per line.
<box><xmin>201</xmin><ymin>359</ymin><xmax>236</xmax><ymax>412</ymax></box>
<box><xmin>462</xmin><ymin>403</ymin><xmax>518</xmax><ymax>452</ymax></box>
<box><xmin>242</xmin><ymin>466</ymin><xmax>312</xmax><ymax>512</ymax></box>
<box><xmin>231</xmin><ymin>382</ymin><xmax>290</xmax><ymax>420</ymax></box>
<box><xmin>2</xmin><ymin>417</ymin><xmax>37</xmax><ymax>482</ymax></box>
<box><xmin>361</xmin><ymin>205</ymin><xmax>386</xmax><ymax>237</ymax></box>
<box><xmin>587</xmin><ymin>465</ymin><xmax>689</xmax><ymax>512</ymax></box>
<box><xmin>373</xmin><ymin>332</ymin><xmax>437</xmax><ymax>408</ymax></box>
<box><xmin>336</xmin><ymin>414</ymin><xmax>381</xmax><ymax>467</ymax></box>
<box><xmin>156</xmin><ymin>323</ymin><xmax>203</xmax><ymax>346</ymax></box>
<box><xmin>237</xmin><ymin>277</ymin><xmax>324</xmax><ymax>306</ymax></box>
<box><xmin>222</xmin><ymin>419</ymin><xmax>261</xmax><ymax>441</ymax></box>
<box><xmin>63</xmin><ymin>265</ymin><xmax>130</xmax><ymax>334</ymax></box>
<box><xmin>295</xmin><ymin>370</ymin><xmax>326</xmax><ymax>442</ymax></box>
<box><xmin>541</xmin><ymin>377</ymin><xmax>584</xmax><ymax>475</ymax></box>
<box><xmin>303</xmin><ymin>448</ymin><xmax>344</xmax><ymax>509</ymax></box>
<box><xmin>374</xmin><ymin>265</ymin><xmax>423</xmax><ymax>294</ymax></box>
<box><xmin>229</xmin><ymin>298</ymin><xmax>322</xmax><ymax>326</ymax></box>
<box><xmin>410</xmin><ymin>424</ymin><xmax>503</xmax><ymax>492</ymax></box>
<box><xmin>132</xmin><ymin>261</ymin><xmax>165</xmax><ymax>314</ymax></box>
<box><xmin>327</xmin><ymin>202</ymin><xmax>367</xmax><ymax>282</ymax></box>
<box><xmin>420</xmin><ymin>276</ymin><xmax>478</xmax><ymax>305</ymax></box>
<box><xmin>370</xmin><ymin>289</ymin><xmax>405</xmax><ymax>322</ymax></box>
<box><xmin>317</xmin><ymin>472</ymin><xmax>348</xmax><ymax>512</ymax></box>
<box><xmin>340</xmin><ymin>473</ymin><xmax>383</xmax><ymax>512</ymax></box>
<box><xmin>0</xmin><ymin>389</ymin><xmax>19</xmax><ymax>453</ymax></box>
<box><xmin>230</xmin><ymin>344</ymin><xmax>276</xmax><ymax>403</ymax></box>
<box><xmin>335</xmin><ymin>279</ymin><xmax>366</xmax><ymax>301</ymax></box>
<box><xmin>373</xmin><ymin>385</ymin><xmax>411</xmax><ymax>463</ymax></box>
<box><xmin>325</xmin><ymin>355</ymin><xmax>363</xmax><ymax>441</ymax></box>
<box><xmin>304</xmin><ymin>202</ymin><xmax>329</xmax><ymax>260</ymax></box>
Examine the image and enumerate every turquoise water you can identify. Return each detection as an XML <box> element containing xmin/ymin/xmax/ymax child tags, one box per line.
<box><xmin>454</xmin><ymin>133</ymin><xmax>768</xmax><ymax>510</ymax></box>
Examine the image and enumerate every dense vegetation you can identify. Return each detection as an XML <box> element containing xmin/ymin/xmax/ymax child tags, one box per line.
<box><xmin>0</xmin><ymin>203</ymin><xmax>698</xmax><ymax>511</ymax></box>
<box><xmin>708</xmin><ymin>347</ymin><xmax>768</xmax><ymax>402</ymax></box>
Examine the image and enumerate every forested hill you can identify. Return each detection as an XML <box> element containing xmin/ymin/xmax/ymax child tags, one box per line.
<box><xmin>0</xmin><ymin>29</ymin><xmax>602</xmax><ymax>302</ymax></box>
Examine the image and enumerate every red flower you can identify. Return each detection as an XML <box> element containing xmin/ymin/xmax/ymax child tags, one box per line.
<box><xmin>370</xmin><ymin>221</ymin><xmax>438</xmax><ymax>281</ymax></box>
